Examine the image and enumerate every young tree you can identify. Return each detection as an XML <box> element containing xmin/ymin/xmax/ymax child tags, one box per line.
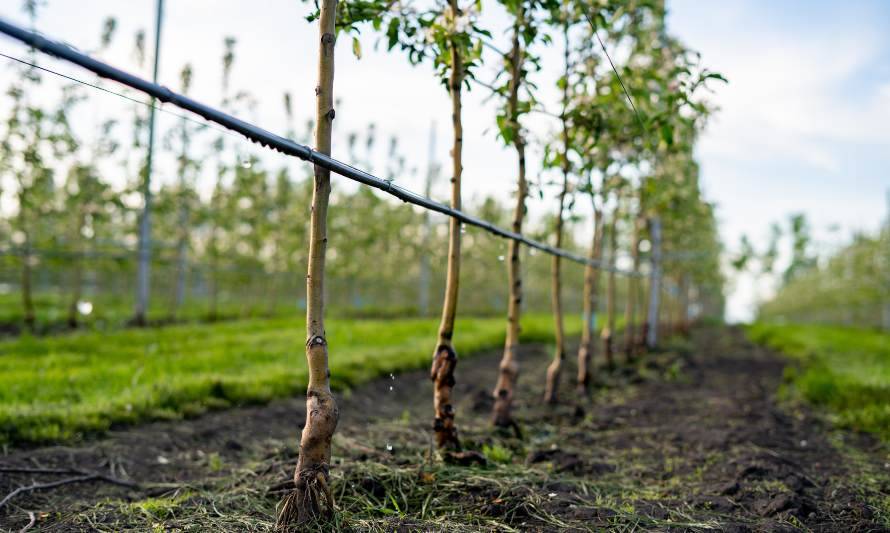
<box><xmin>380</xmin><ymin>0</ymin><xmax>488</xmax><ymax>449</ymax></box>
<box><xmin>203</xmin><ymin>37</ymin><xmax>235</xmax><ymax>320</ymax></box>
<box><xmin>162</xmin><ymin>64</ymin><xmax>202</xmax><ymax>319</ymax></box>
<box><xmin>2</xmin><ymin>0</ymin><xmax>63</xmax><ymax>331</ymax></box>
<box><xmin>277</xmin><ymin>0</ymin><xmax>339</xmax><ymax>525</ymax></box>
<box><xmin>576</xmin><ymin>186</ymin><xmax>603</xmax><ymax>394</ymax></box>
<box><xmin>491</xmin><ymin>0</ymin><xmax>552</xmax><ymax>431</ymax></box>
<box><xmin>543</xmin><ymin>14</ymin><xmax>573</xmax><ymax>405</ymax></box>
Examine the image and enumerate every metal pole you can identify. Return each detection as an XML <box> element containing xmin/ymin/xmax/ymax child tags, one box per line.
<box><xmin>134</xmin><ymin>0</ymin><xmax>164</xmax><ymax>324</ymax></box>
<box><xmin>646</xmin><ymin>217</ymin><xmax>661</xmax><ymax>349</ymax></box>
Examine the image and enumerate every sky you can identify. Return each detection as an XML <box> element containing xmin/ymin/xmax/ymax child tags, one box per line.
<box><xmin>0</xmin><ymin>0</ymin><xmax>888</xmax><ymax>322</ymax></box>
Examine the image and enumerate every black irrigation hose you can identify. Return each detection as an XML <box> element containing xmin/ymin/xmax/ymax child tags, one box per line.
<box><xmin>0</xmin><ymin>17</ymin><xmax>641</xmax><ymax>277</ymax></box>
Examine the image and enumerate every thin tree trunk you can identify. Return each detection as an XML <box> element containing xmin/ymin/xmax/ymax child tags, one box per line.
<box><xmin>172</xmin><ymin>126</ymin><xmax>190</xmax><ymax>321</ymax></box>
<box><xmin>544</xmin><ymin>23</ymin><xmax>571</xmax><ymax>404</ymax></box>
<box><xmin>493</xmin><ymin>10</ymin><xmax>526</xmax><ymax>431</ymax></box>
<box><xmin>277</xmin><ymin>0</ymin><xmax>338</xmax><ymax>525</ymax></box>
<box><xmin>623</xmin><ymin>216</ymin><xmax>641</xmax><ymax>361</ymax></box>
<box><xmin>679</xmin><ymin>273</ymin><xmax>690</xmax><ymax>336</ymax></box>
<box><xmin>602</xmin><ymin>208</ymin><xmax>618</xmax><ymax>369</ymax></box>
<box><xmin>67</xmin><ymin>245</ymin><xmax>84</xmax><ymax>329</ymax></box>
<box><xmin>21</xmin><ymin>234</ymin><xmax>35</xmax><ymax>332</ymax></box>
<box><xmin>172</xmin><ymin>221</ymin><xmax>187</xmax><ymax>319</ymax></box>
<box><xmin>577</xmin><ymin>206</ymin><xmax>603</xmax><ymax>395</ymax></box>
<box><xmin>431</xmin><ymin>0</ymin><xmax>464</xmax><ymax>450</ymax></box>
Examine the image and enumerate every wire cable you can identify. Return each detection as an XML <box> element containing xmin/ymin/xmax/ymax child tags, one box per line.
<box><xmin>0</xmin><ymin>51</ymin><xmax>241</xmax><ymax>142</ymax></box>
<box><xmin>582</xmin><ymin>11</ymin><xmax>646</xmax><ymax>133</ymax></box>
<box><xmin>0</xmin><ymin>17</ymin><xmax>641</xmax><ymax>277</ymax></box>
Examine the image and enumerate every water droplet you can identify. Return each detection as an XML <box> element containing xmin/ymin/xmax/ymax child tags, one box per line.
<box><xmin>388</xmin><ymin>385</ymin><xmax>394</xmax><ymax>392</ymax></box>
<box><xmin>498</xmin><ymin>255</ymin><xmax>505</xmax><ymax>262</ymax></box>
<box><xmin>76</xmin><ymin>300</ymin><xmax>93</xmax><ymax>315</ymax></box>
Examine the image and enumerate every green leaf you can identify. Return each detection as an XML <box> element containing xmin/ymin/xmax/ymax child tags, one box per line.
<box><xmin>352</xmin><ymin>36</ymin><xmax>363</xmax><ymax>59</ymax></box>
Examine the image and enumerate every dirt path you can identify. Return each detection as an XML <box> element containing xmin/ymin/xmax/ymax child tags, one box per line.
<box><xmin>1</xmin><ymin>327</ymin><xmax>887</xmax><ymax>531</ymax></box>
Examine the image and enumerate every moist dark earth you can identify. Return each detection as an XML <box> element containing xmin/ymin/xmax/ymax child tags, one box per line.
<box><xmin>1</xmin><ymin>327</ymin><xmax>888</xmax><ymax>531</ymax></box>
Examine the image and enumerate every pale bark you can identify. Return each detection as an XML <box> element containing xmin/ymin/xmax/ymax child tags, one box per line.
<box><xmin>431</xmin><ymin>0</ymin><xmax>464</xmax><ymax>450</ymax></box>
<box><xmin>577</xmin><ymin>206</ymin><xmax>603</xmax><ymax>395</ymax></box>
<box><xmin>277</xmin><ymin>0</ymin><xmax>338</xmax><ymax>525</ymax></box>
<box><xmin>492</xmin><ymin>10</ymin><xmax>526</xmax><ymax>430</ymax></box>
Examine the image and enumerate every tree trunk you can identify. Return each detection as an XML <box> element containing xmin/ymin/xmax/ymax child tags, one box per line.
<box><xmin>679</xmin><ymin>273</ymin><xmax>690</xmax><ymax>336</ymax></box>
<box><xmin>544</xmin><ymin>21</ymin><xmax>571</xmax><ymax>404</ymax></box>
<box><xmin>209</xmin><ymin>234</ymin><xmax>219</xmax><ymax>320</ymax></box>
<box><xmin>602</xmin><ymin>208</ymin><xmax>618</xmax><ymax>369</ymax></box>
<box><xmin>623</xmin><ymin>217</ymin><xmax>641</xmax><ymax>361</ymax></box>
<box><xmin>577</xmin><ymin>206</ymin><xmax>603</xmax><ymax>395</ymax></box>
<box><xmin>277</xmin><ymin>0</ymin><xmax>338</xmax><ymax>526</ymax></box>
<box><xmin>21</xmin><ymin>236</ymin><xmax>35</xmax><ymax>332</ymax></box>
<box><xmin>431</xmin><ymin>0</ymin><xmax>464</xmax><ymax>450</ymax></box>
<box><xmin>67</xmin><ymin>248</ymin><xmax>83</xmax><ymax>329</ymax></box>
<box><xmin>492</xmin><ymin>10</ymin><xmax>526</xmax><ymax>431</ymax></box>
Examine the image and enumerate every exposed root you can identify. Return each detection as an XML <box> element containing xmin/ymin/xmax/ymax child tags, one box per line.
<box><xmin>275</xmin><ymin>469</ymin><xmax>335</xmax><ymax>530</ymax></box>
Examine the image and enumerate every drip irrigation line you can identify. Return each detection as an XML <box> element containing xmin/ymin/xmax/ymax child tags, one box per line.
<box><xmin>0</xmin><ymin>51</ymin><xmax>240</xmax><ymax>143</ymax></box>
<box><xmin>582</xmin><ymin>11</ymin><xmax>646</xmax><ymax>133</ymax></box>
<box><xmin>0</xmin><ymin>18</ymin><xmax>641</xmax><ymax>277</ymax></box>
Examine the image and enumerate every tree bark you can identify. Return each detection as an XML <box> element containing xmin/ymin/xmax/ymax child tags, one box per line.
<box><xmin>577</xmin><ymin>206</ymin><xmax>603</xmax><ymax>395</ymax></box>
<box><xmin>544</xmin><ymin>23</ymin><xmax>571</xmax><ymax>404</ymax></box>
<box><xmin>492</xmin><ymin>9</ymin><xmax>526</xmax><ymax>431</ymax></box>
<box><xmin>431</xmin><ymin>0</ymin><xmax>464</xmax><ymax>450</ymax></box>
<box><xmin>277</xmin><ymin>0</ymin><xmax>338</xmax><ymax>525</ymax></box>
<box><xmin>623</xmin><ymin>216</ymin><xmax>641</xmax><ymax>361</ymax></box>
<box><xmin>602</xmin><ymin>207</ymin><xmax>618</xmax><ymax>369</ymax></box>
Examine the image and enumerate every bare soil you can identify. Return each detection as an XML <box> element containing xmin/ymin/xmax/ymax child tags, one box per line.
<box><xmin>1</xmin><ymin>327</ymin><xmax>888</xmax><ymax>531</ymax></box>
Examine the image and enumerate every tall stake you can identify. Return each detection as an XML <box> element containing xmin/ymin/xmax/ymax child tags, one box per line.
<box><xmin>493</xmin><ymin>6</ymin><xmax>526</xmax><ymax>431</ymax></box>
<box><xmin>544</xmin><ymin>19</ymin><xmax>571</xmax><ymax>404</ymax></box>
<box><xmin>278</xmin><ymin>0</ymin><xmax>338</xmax><ymax>525</ymax></box>
<box><xmin>577</xmin><ymin>204</ymin><xmax>603</xmax><ymax>394</ymax></box>
<box><xmin>430</xmin><ymin>0</ymin><xmax>464</xmax><ymax>450</ymax></box>
<box><xmin>133</xmin><ymin>0</ymin><xmax>164</xmax><ymax>326</ymax></box>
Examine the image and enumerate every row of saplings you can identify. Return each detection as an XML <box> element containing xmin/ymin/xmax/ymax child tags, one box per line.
<box><xmin>275</xmin><ymin>0</ymin><xmax>716</xmax><ymax>528</ymax></box>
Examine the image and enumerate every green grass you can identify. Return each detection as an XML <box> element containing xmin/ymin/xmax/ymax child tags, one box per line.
<box><xmin>747</xmin><ymin>322</ymin><xmax>890</xmax><ymax>441</ymax></box>
<box><xmin>0</xmin><ymin>313</ymin><xmax>581</xmax><ymax>446</ymax></box>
